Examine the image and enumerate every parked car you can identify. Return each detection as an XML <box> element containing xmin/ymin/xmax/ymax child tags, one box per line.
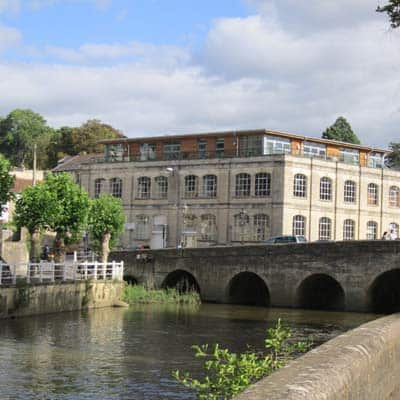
<box><xmin>265</xmin><ymin>235</ymin><xmax>307</xmax><ymax>244</ymax></box>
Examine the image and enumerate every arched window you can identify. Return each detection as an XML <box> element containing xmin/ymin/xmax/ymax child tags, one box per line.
<box><xmin>254</xmin><ymin>173</ymin><xmax>271</xmax><ymax>197</ymax></box>
<box><xmin>94</xmin><ymin>178</ymin><xmax>105</xmax><ymax>198</ymax></box>
<box><xmin>185</xmin><ymin>175</ymin><xmax>199</xmax><ymax>198</ymax></box>
<box><xmin>367</xmin><ymin>183</ymin><xmax>378</xmax><ymax>205</ymax></box>
<box><xmin>320</xmin><ymin>177</ymin><xmax>332</xmax><ymax>201</ymax></box>
<box><xmin>253</xmin><ymin>214</ymin><xmax>270</xmax><ymax>241</ymax></box>
<box><xmin>318</xmin><ymin>217</ymin><xmax>331</xmax><ymax>241</ymax></box>
<box><xmin>293</xmin><ymin>174</ymin><xmax>307</xmax><ymax>197</ymax></box>
<box><xmin>233</xmin><ymin>212</ymin><xmax>250</xmax><ymax>241</ymax></box>
<box><xmin>110</xmin><ymin>177</ymin><xmax>122</xmax><ymax>198</ymax></box>
<box><xmin>137</xmin><ymin>177</ymin><xmax>151</xmax><ymax>199</ymax></box>
<box><xmin>343</xmin><ymin>219</ymin><xmax>355</xmax><ymax>240</ymax></box>
<box><xmin>135</xmin><ymin>215</ymin><xmax>151</xmax><ymax>239</ymax></box>
<box><xmin>293</xmin><ymin>215</ymin><xmax>306</xmax><ymax>236</ymax></box>
<box><xmin>344</xmin><ymin>180</ymin><xmax>356</xmax><ymax>203</ymax></box>
<box><xmin>155</xmin><ymin>176</ymin><xmax>168</xmax><ymax>199</ymax></box>
<box><xmin>203</xmin><ymin>175</ymin><xmax>217</xmax><ymax>198</ymax></box>
<box><xmin>366</xmin><ymin>221</ymin><xmax>378</xmax><ymax>240</ymax></box>
<box><xmin>200</xmin><ymin>214</ymin><xmax>217</xmax><ymax>241</ymax></box>
<box><xmin>389</xmin><ymin>186</ymin><xmax>400</xmax><ymax>207</ymax></box>
<box><xmin>235</xmin><ymin>173</ymin><xmax>251</xmax><ymax>197</ymax></box>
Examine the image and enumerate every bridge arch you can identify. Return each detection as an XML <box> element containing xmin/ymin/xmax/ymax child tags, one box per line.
<box><xmin>161</xmin><ymin>269</ymin><xmax>201</xmax><ymax>294</ymax></box>
<box><xmin>296</xmin><ymin>274</ymin><xmax>345</xmax><ymax>311</ymax></box>
<box><xmin>227</xmin><ymin>272</ymin><xmax>270</xmax><ymax>306</ymax></box>
<box><xmin>369</xmin><ymin>269</ymin><xmax>400</xmax><ymax>314</ymax></box>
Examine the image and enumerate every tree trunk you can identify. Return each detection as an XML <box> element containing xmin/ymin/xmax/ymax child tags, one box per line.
<box><xmin>30</xmin><ymin>228</ymin><xmax>41</xmax><ymax>262</ymax></box>
<box><xmin>53</xmin><ymin>234</ymin><xmax>66</xmax><ymax>263</ymax></box>
<box><xmin>100</xmin><ymin>232</ymin><xmax>111</xmax><ymax>264</ymax></box>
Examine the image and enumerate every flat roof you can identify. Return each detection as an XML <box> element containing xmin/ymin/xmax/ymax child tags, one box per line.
<box><xmin>98</xmin><ymin>128</ymin><xmax>388</xmax><ymax>153</ymax></box>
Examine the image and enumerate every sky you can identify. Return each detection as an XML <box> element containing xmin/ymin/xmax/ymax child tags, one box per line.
<box><xmin>0</xmin><ymin>0</ymin><xmax>399</xmax><ymax>148</ymax></box>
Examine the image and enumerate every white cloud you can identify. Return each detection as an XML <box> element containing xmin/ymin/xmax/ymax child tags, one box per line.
<box><xmin>0</xmin><ymin>0</ymin><xmax>20</xmax><ymax>13</ymax></box>
<box><xmin>0</xmin><ymin>0</ymin><xmax>399</xmax><ymax>149</ymax></box>
<box><xmin>0</xmin><ymin>25</ymin><xmax>22</xmax><ymax>52</ymax></box>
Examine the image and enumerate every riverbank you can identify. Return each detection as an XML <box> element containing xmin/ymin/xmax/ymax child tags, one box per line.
<box><xmin>122</xmin><ymin>284</ymin><xmax>201</xmax><ymax>305</ymax></box>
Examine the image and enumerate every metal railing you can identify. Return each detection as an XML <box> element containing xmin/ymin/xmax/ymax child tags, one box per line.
<box><xmin>0</xmin><ymin>261</ymin><xmax>124</xmax><ymax>286</ymax></box>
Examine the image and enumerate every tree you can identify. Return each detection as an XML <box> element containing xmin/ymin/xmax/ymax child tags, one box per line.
<box><xmin>0</xmin><ymin>109</ymin><xmax>54</xmax><ymax>169</ymax></box>
<box><xmin>44</xmin><ymin>173</ymin><xmax>90</xmax><ymax>262</ymax></box>
<box><xmin>385</xmin><ymin>142</ymin><xmax>400</xmax><ymax>168</ymax></box>
<box><xmin>322</xmin><ymin>117</ymin><xmax>361</xmax><ymax>144</ymax></box>
<box><xmin>88</xmin><ymin>195</ymin><xmax>125</xmax><ymax>263</ymax></box>
<box><xmin>0</xmin><ymin>154</ymin><xmax>15</xmax><ymax>205</ymax></box>
<box><xmin>14</xmin><ymin>183</ymin><xmax>60</xmax><ymax>261</ymax></box>
<box><xmin>377</xmin><ymin>0</ymin><xmax>400</xmax><ymax>28</ymax></box>
<box><xmin>55</xmin><ymin>119</ymin><xmax>125</xmax><ymax>158</ymax></box>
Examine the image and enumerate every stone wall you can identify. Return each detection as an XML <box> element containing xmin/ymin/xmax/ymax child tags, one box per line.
<box><xmin>234</xmin><ymin>314</ymin><xmax>400</xmax><ymax>400</ymax></box>
<box><xmin>114</xmin><ymin>240</ymin><xmax>400</xmax><ymax>312</ymax></box>
<box><xmin>0</xmin><ymin>281</ymin><xmax>124</xmax><ymax>319</ymax></box>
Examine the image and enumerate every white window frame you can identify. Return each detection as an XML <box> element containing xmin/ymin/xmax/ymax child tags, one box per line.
<box><xmin>389</xmin><ymin>186</ymin><xmax>400</xmax><ymax>207</ymax></box>
<box><xmin>155</xmin><ymin>176</ymin><xmax>168</xmax><ymax>199</ymax></box>
<box><xmin>255</xmin><ymin>173</ymin><xmax>271</xmax><ymax>197</ymax></box>
<box><xmin>319</xmin><ymin>217</ymin><xmax>331</xmax><ymax>240</ymax></box>
<box><xmin>203</xmin><ymin>175</ymin><xmax>217</xmax><ymax>198</ymax></box>
<box><xmin>253</xmin><ymin>214</ymin><xmax>269</xmax><ymax>241</ymax></box>
<box><xmin>137</xmin><ymin>177</ymin><xmax>151</xmax><ymax>199</ymax></box>
<box><xmin>293</xmin><ymin>174</ymin><xmax>307</xmax><ymax>198</ymax></box>
<box><xmin>110</xmin><ymin>177</ymin><xmax>122</xmax><ymax>198</ymax></box>
<box><xmin>185</xmin><ymin>175</ymin><xmax>199</xmax><ymax>198</ymax></box>
<box><xmin>344</xmin><ymin>180</ymin><xmax>356</xmax><ymax>203</ymax></box>
<box><xmin>366</xmin><ymin>221</ymin><xmax>377</xmax><ymax>240</ymax></box>
<box><xmin>235</xmin><ymin>173</ymin><xmax>251</xmax><ymax>197</ymax></box>
<box><xmin>320</xmin><ymin>177</ymin><xmax>332</xmax><ymax>201</ymax></box>
<box><xmin>343</xmin><ymin>219</ymin><xmax>355</xmax><ymax>240</ymax></box>
<box><xmin>292</xmin><ymin>215</ymin><xmax>306</xmax><ymax>236</ymax></box>
<box><xmin>367</xmin><ymin>183</ymin><xmax>378</xmax><ymax>206</ymax></box>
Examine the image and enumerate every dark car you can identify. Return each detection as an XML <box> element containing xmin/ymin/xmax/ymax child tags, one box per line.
<box><xmin>265</xmin><ymin>235</ymin><xmax>307</xmax><ymax>244</ymax></box>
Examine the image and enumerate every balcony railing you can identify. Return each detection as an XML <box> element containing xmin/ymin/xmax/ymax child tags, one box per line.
<box><xmin>0</xmin><ymin>261</ymin><xmax>124</xmax><ymax>286</ymax></box>
<box><xmin>88</xmin><ymin>149</ymin><xmax>385</xmax><ymax>169</ymax></box>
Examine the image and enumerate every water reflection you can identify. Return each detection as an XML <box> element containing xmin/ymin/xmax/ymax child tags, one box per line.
<box><xmin>0</xmin><ymin>305</ymin><xmax>378</xmax><ymax>400</ymax></box>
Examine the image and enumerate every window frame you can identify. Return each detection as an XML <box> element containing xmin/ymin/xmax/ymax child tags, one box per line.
<box><xmin>293</xmin><ymin>174</ymin><xmax>307</xmax><ymax>198</ymax></box>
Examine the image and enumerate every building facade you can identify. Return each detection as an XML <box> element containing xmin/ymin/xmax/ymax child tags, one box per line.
<box><xmin>53</xmin><ymin>129</ymin><xmax>400</xmax><ymax>248</ymax></box>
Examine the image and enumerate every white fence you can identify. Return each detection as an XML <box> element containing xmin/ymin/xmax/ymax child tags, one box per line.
<box><xmin>0</xmin><ymin>260</ymin><xmax>124</xmax><ymax>285</ymax></box>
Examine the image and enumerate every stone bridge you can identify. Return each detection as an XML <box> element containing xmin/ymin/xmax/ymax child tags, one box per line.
<box><xmin>112</xmin><ymin>241</ymin><xmax>400</xmax><ymax>313</ymax></box>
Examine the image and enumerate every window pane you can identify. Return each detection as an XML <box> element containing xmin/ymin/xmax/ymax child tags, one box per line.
<box><xmin>255</xmin><ymin>173</ymin><xmax>271</xmax><ymax>197</ymax></box>
<box><xmin>293</xmin><ymin>215</ymin><xmax>305</xmax><ymax>236</ymax></box>
<box><xmin>293</xmin><ymin>174</ymin><xmax>307</xmax><ymax>197</ymax></box>
<box><xmin>319</xmin><ymin>217</ymin><xmax>331</xmax><ymax>240</ymax></box>
<box><xmin>235</xmin><ymin>174</ymin><xmax>251</xmax><ymax>197</ymax></box>
<box><xmin>344</xmin><ymin>180</ymin><xmax>356</xmax><ymax>203</ymax></box>
<box><xmin>320</xmin><ymin>177</ymin><xmax>332</xmax><ymax>201</ymax></box>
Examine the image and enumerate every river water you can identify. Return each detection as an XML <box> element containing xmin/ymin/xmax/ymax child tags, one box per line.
<box><xmin>0</xmin><ymin>304</ymin><xmax>378</xmax><ymax>400</ymax></box>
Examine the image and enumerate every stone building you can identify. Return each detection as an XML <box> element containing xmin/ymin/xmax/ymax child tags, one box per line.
<box><xmin>53</xmin><ymin>129</ymin><xmax>400</xmax><ymax>249</ymax></box>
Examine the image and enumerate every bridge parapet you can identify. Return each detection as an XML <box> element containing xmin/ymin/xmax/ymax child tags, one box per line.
<box><xmin>112</xmin><ymin>240</ymin><xmax>400</xmax><ymax>313</ymax></box>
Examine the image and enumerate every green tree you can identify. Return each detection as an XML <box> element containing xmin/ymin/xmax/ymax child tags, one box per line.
<box><xmin>322</xmin><ymin>116</ymin><xmax>361</xmax><ymax>144</ymax></box>
<box><xmin>385</xmin><ymin>142</ymin><xmax>400</xmax><ymax>168</ymax></box>
<box><xmin>88</xmin><ymin>195</ymin><xmax>125</xmax><ymax>263</ymax></box>
<box><xmin>377</xmin><ymin>0</ymin><xmax>400</xmax><ymax>28</ymax></box>
<box><xmin>0</xmin><ymin>154</ymin><xmax>15</xmax><ymax>205</ymax></box>
<box><xmin>44</xmin><ymin>173</ymin><xmax>90</xmax><ymax>262</ymax></box>
<box><xmin>55</xmin><ymin>119</ymin><xmax>125</xmax><ymax>158</ymax></box>
<box><xmin>14</xmin><ymin>183</ymin><xmax>60</xmax><ymax>261</ymax></box>
<box><xmin>0</xmin><ymin>109</ymin><xmax>54</xmax><ymax>169</ymax></box>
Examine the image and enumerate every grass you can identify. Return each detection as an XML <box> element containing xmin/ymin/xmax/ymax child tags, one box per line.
<box><xmin>123</xmin><ymin>284</ymin><xmax>201</xmax><ymax>305</ymax></box>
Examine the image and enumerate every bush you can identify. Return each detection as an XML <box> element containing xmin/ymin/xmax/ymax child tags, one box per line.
<box><xmin>173</xmin><ymin>319</ymin><xmax>309</xmax><ymax>400</ymax></box>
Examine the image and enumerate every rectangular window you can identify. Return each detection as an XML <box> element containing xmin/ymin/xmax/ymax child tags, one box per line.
<box><xmin>198</xmin><ymin>139</ymin><xmax>207</xmax><ymax>158</ymax></box>
<box><xmin>339</xmin><ymin>148</ymin><xmax>359</xmax><ymax>165</ymax></box>
<box><xmin>263</xmin><ymin>135</ymin><xmax>291</xmax><ymax>155</ymax></box>
<box><xmin>255</xmin><ymin>173</ymin><xmax>271</xmax><ymax>197</ymax></box>
<box><xmin>163</xmin><ymin>142</ymin><xmax>181</xmax><ymax>160</ymax></box>
<box><xmin>105</xmin><ymin>144</ymin><xmax>124</xmax><ymax>161</ymax></box>
<box><xmin>139</xmin><ymin>143</ymin><xmax>156</xmax><ymax>161</ymax></box>
<box><xmin>304</xmin><ymin>141</ymin><xmax>327</xmax><ymax>158</ymax></box>
<box><xmin>215</xmin><ymin>138</ymin><xmax>225</xmax><ymax>157</ymax></box>
<box><xmin>239</xmin><ymin>135</ymin><xmax>263</xmax><ymax>157</ymax></box>
<box><xmin>368</xmin><ymin>152</ymin><xmax>384</xmax><ymax>168</ymax></box>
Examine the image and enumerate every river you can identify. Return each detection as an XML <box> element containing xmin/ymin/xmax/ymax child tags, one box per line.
<box><xmin>0</xmin><ymin>304</ymin><xmax>378</xmax><ymax>400</ymax></box>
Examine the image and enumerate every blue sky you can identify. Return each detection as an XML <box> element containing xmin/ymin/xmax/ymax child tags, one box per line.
<box><xmin>0</xmin><ymin>0</ymin><xmax>399</xmax><ymax>148</ymax></box>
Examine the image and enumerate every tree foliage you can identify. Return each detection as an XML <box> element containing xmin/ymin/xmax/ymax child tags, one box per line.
<box><xmin>56</xmin><ymin>119</ymin><xmax>125</xmax><ymax>158</ymax></box>
<box><xmin>88</xmin><ymin>194</ymin><xmax>125</xmax><ymax>262</ymax></box>
<box><xmin>0</xmin><ymin>154</ymin><xmax>15</xmax><ymax>205</ymax></box>
<box><xmin>0</xmin><ymin>109</ymin><xmax>54</xmax><ymax>169</ymax></box>
<box><xmin>43</xmin><ymin>173</ymin><xmax>90</xmax><ymax>260</ymax></box>
<box><xmin>322</xmin><ymin>116</ymin><xmax>361</xmax><ymax>144</ymax></box>
<box><xmin>14</xmin><ymin>183</ymin><xmax>61</xmax><ymax>261</ymax></box>
<box><xmin>385</xmin><ymin>142</ymin><xmax>400</xmax><ymax>168</ymax></box>
<box><xmin>377</xmin><ymin>0</ymin><xmax>400</xmax><ymax>28</ymax></box>
<box><xmin>174</xmin><ymin>320</ymin><xmax>308</xmax><ymax>400</ymax></box>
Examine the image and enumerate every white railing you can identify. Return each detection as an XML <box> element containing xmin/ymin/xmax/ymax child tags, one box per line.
<box><xmin>0</xmin><ymin>260</ymin><xmax>124</xmax><ymax>286</ymax></box>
